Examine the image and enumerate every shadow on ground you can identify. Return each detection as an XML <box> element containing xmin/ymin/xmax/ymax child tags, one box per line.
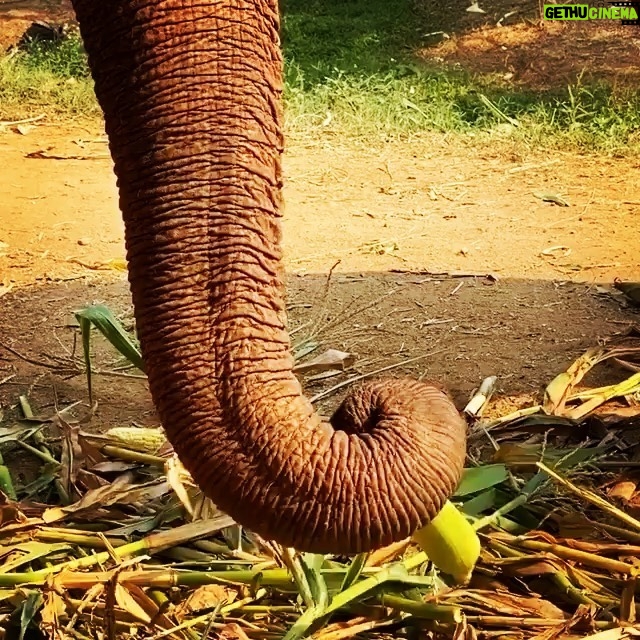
<box><xmin>282</xmin><ymin>0</ymin><xmax>640</xmax><ymax>91</ymax></box>
<box><xmin>0</xmin><ymin>271</ymin><xmax>636</xmax><ymax>429</ymax></box>
<box><xmin>413</xmin><ymin>0</ymin><xmax>539</xmax><ymax>36</ymax></box>
<box><xmin>282</xmin><ymin>0</ymin><xmax>640</xmax><ymax>138</ymax></box>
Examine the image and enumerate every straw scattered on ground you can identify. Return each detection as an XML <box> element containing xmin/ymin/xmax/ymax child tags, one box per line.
<box><xmin>1</xmin><ymin>309</ymin><xmax>640</xmax><ymax>640</ymax></box>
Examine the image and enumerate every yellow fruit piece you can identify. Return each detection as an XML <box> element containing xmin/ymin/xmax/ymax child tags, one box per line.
<box><xmin>105</xmin><ymin>427</ymin><xmax>166</xmax><ymax>454</ymax></box>
<box><xmin>412</xmin><ymin>500</ymin><xmax>480</xmax><ymax>584</ymax></box>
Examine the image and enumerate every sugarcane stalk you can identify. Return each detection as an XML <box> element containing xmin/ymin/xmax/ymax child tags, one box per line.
<box><xmin>379</xmin><ymin>595</ymin><xmax>462</xmax><ymax>623</ymax></box>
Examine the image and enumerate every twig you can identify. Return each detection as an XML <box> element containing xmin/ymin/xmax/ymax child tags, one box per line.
<box><xmin>310</xmin><ymin>286</ymin><xmax>400</xmax><ymax>341</ymax></box>
<box><xmin>497</xmin><ymin>534</ymin><xmax>635</xmax><ymax>574</ymax></box>
<box><xmin>308</xmin><ymin>260</ymin><xmax>341</xmax><ymax>338</ymax></box>
<box><xmin>506</xmin><ymin>159</ymin><xmax>561</xmax><ymax>174</ymax></box>
<box><xmin>0</xmin><ymin>114</ymin><xmax>46</xmax><ymax>126</ymax></box>
<box><xmin>537</xmin><ymin>462</ymin><xmax>640</xmax><ymax>533</ymax></box>
<box><xmin>450</xmin><ymin>281</ymin><xmax>464</xmax><ymax>296</ymax></box>
<box><xmin>309</xmin><ymin>350</ymin><xmax>445</xmax><ymax>403</ymax></box>
<box><xmin>0</xmin><ymin>341</ymin><xmax>59</xmax><ymax>369</ymax></box>
<box><xmin>92</xmin><ymin>369</ymin><xmax>147</xmax><ymax>380</ymax></box>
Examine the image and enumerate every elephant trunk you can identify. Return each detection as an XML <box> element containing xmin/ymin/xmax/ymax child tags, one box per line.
<box><xmin>70</xmin><ymin>0</ymin><xmax>467</xmax><ymax>553</ymax></box>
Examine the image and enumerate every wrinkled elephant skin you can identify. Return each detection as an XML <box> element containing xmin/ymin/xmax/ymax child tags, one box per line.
<box><xmin>69</xmin><ymin>0</ymin><xmax>467</xmax><ymax>554</ymax></box>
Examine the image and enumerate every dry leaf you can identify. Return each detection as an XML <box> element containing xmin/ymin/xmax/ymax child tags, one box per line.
<box><xmin>76</xmin><ymin>468</ymin><xmax>110</xmax><ymax>490</ymax></box>
<box><xmin>0</xmin><ymin>494</ymin><xmax>27</xmax><ymax>527</ymax></box>
<box><xmin>466</xmin><ymin>2</ymin><xmax>486</xmax><ymax>13</ymax></box>
<box><xmin>174</xmin><ymin>585</ymin><xmax>237</xmax><ymax>620</ymax></box>
<box><xmin>293</xmin><ymin>348</ymin><xmax>355</xmax><ymax>374</ymax></box>
<box><xmin>68</xmin><ymin>258</ymin><xmax>127</xmax><ymax>271</ymax></box>
<box><xmin>463</xmin><ymin>590</ymin><xmax>565</xmax><ymax>619</ymax></box>
<box><xmin>91</xmin><ymin>460</ymin><xmax>139</xmax><ymax>473</ymax></box>
<box><xmin>165</xmin><ymin>456</ymin><xmax>194</xmax><ymax>516</ymax></box>
<box><xmin>123</xmin><ymin>582</ymin><xmax>177</xmax><ymax>633</ymax></box>
<box><xmin>57</xmin><ymin>419</ymin><xmax>84</xmax><ymax>501</ymax></box>
<box><xmin>77</xmin><ymin>431</ymin><xmax>109</xmax><ymax>467</ymax></box>
<box><xmin>496</xmin><ymin>555</ymin><xmax>565</xmax><ymax>577</ymax></box>
<box><xmin>452</xmin><ymin>616</ymin><xmax>478</xmax><ymax>640</ymax></box>
<box><xmin>115</xmin><ymin>583</ymin><xmax>151</xmax><ymax>623</ymax></box>
<box><xmin>579</xmin><ymin>627</ymin><xmax>640</xmax><ymax>640</ymax></box>
<box><xmin>543</xmin><ymin>347</ymin><xmax>606</xmax><ymax>414</ymax></box>
<box><xmin>620</xmin><ymin>576</ymin><xmax>636</xmax><ymax>623</ymax></box>
<box><xmin>608</xmin><ymin>480</ymin><xmax>637</xmax><ymax>501</ymax></box>
<box><xmin>42</xmin><ymin>478</ymin><xmax>170</xmax><ymax>523</ymax></box>
<box><xmin>0</xmin><ymin>282</ymin><xmax>14</xmax><ymax>298</ymax></box>
<box><xmin>534</xmin><ymin>192</ymin><xmax>570</xmax><ymax>207</ymax></box>
<box><xmin>16</xmin><ymin>124</ymin><xmax>34</xmax><ymax>135</ymax></box>
<box><xmin>40</xmin><ymin>589</ymin><xmax>66</xmax><ymax>640</ymax></box>
<box><xmin>219</xmin><ymin>622</ymin><xmax>252</xmax><ymax>640</ymax></box>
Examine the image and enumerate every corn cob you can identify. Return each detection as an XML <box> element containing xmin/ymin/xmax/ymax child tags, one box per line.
<box><xmin>105</xmin><ymin>426</ymin><xmax>167</xmax><ymax>454</ymax></box>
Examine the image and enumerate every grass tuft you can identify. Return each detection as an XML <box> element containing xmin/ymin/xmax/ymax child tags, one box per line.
<box><xmin>0</xmin><ymin>37</ymin><xmax>98</xmax><ymax>119</ymax></box>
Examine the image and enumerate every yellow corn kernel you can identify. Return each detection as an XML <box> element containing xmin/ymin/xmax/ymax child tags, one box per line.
<box><xmin>105</xmin><ymin>427</ymin><xmax>166</xmax><ymax>453</ymax></box>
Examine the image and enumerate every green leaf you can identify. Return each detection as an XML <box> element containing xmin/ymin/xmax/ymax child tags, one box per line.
<box><xmin>521</xmin><ymin>470</ymin><xmax>549</xmax><ymax>495</ymax></box>
<box><xmin>19</xmin><ymin>591</ymin><xmax>43</xmax><ymax>640</ymax></box>
<box><xmin>323</xmin><ymin>562</ymin><xmax>409</xmax><ymax>616</ymax></box>
<box><xmin>478</xmin><ymin>93</ymin><xmax>520</xmax><ymax>127</ymax></box>
<box><xmin>0</xmin><ymin>426</ymin><xmax>42</xmax><ymax>445</ymax></box>
<box><xmin>21</xmin><ymin>467</ymin><xmax>59</xmax><ymax>499</ymax></box>
<box><xmin>553</xmin><ymin>446</ymin><xmax>608</xmax><ymax>469</ymax></box>
<box><xmin>340</xmin><ymin>552</ymin><xmax>369</xmax><ymax>592</ymax></box>
<box><xmin>0</xmin><ymin>465</ymin><xmax>16</xmax><ymax>500</ymax></box>
<box><xmin>0</xmin><ymin>543</ymin><xmax>71</xmax><ymax>574</ymax></box>
<box><xmin>75</xmin><ymin>305</ymin><xmax>145</xmax><ymax>401</ymax></box>
<box><xmin>455</xmin><ymin>464</ymin><xmax>508</xmax><ymax>497</ymax></box>
<box><xmin>292</xmin><ymin>339</ymin><xmax>320</xmax><ymax>362</ymax></box>
<box><xmin>282</xmin><ymin>604</ymin><xmax>327</xmax><ymax>640</ymax></box>
<box><xmin>283</xmin><ymin>553</ymin><xmax>330</xmax><ymax>640</ymax></box>
<box><xmin>461</xmin><ymin>489</ymin><xmax>497</xmax><ymax>516</ymax></box>
<box><xmin>300</xmin><ymin>553</ymin><xmax>329</xmax><ymax>608</ymax></box>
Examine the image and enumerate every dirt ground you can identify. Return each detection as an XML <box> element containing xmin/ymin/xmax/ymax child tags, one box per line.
<box><xmin>421</xmin><ymin>20</ymin><xmax>640</xmax><ymax>90</ymax></box>
<box><xmin>0</xmin><ymin>0</ymin><xmax>73</xmax><ymax>50</ymax></box>
<box><xmin>0</xmin><ymin>121</ymin><xmax>638</xmax><ymax>442</ymax></box>
<box><xmin>0</xmin><ymin>1</ymin><xmax>639</xmax><ymax>450</ymax></box>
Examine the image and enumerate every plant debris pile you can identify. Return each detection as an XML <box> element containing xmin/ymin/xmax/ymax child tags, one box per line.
<box><xmin>1</xmin><ymin>316</ymin><xmax>640</xmax><ymax>640</ymax></box>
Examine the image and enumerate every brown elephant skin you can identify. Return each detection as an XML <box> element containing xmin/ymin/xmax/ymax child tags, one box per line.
<box><xmin>69</xmin><ymin>0</ymin><xmax>467</xmax><ymax>554</ymax></box>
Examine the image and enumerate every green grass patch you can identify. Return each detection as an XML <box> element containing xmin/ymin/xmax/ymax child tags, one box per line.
<box><xmin>281</xmin><ymin>0</ymin><xmax>640</xmax><ymax>152</ymax></box>
<box><xmin>0</xmin><ymin>37</ymin><xmax>98</xmax><ymax>119</ymax></box>
<box><xmin>0</xmin><ymin>0</ymin><xmax>638</xmax><ymax>153</ymax></box>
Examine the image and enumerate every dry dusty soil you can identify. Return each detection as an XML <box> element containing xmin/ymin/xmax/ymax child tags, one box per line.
<box><xmin>0</xmin><ymin>121</ymin><xmax>638</xmax><ymax>448</ymax></box>
<box><xmin>0</xmin><ymin>0</ymin><xmax>639</xmax><ymax>459</ymax></box>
